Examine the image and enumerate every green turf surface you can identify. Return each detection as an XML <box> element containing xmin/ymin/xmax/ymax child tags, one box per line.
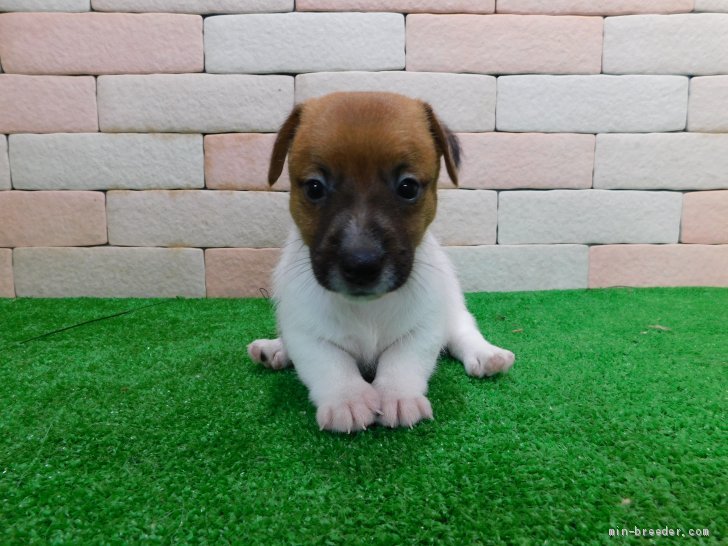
<box><xmin>1</xmin><ymin>288</ymin><xmax>726</xmax><ymax>544</ymax></box>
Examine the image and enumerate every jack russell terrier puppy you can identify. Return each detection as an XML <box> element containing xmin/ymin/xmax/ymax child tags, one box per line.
<box><xmin>248</xmin><ymin>92</ymin><xmax>515</xmax><ymax>433</ymax></box>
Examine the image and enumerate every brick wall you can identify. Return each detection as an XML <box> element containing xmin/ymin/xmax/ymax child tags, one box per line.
<box><xmin>1</xmin><ymin>0</ymin><xmax>727</xmax><ymax>298</ymax></box>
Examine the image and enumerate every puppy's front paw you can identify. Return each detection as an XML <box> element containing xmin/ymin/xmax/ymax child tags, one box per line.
<box><xmin>376</xmin><ymin>392</ymin><xmax>433</xmax><ymax>429</ymax></box>
<box><xmin>247</xmin><ymin>338</ymin><xmax>291</xmax><ymax>370</ymax></box>
<box><xmin>463</xmin><ymin>344</ymin><xmax>515</xmax><ymax>378</ymax></box>
<box><xmin>316</xmin><ymin>383</ymin><xmax>381</xmax><ymax>433</ymax></box>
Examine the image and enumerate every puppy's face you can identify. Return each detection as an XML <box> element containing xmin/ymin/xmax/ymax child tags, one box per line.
<box><xmin>269</xmin><ymin>92</ymin><xmax>460</xmax><ymax>298</ymax></box>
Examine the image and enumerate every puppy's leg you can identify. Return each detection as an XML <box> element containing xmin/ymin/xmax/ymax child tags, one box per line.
<box><xmin>372</xmin><ymin>335</ymin><xmax>440</xmax><ymax>428</ymax></box>
<box><xmin>247</xmin><ymin>338</ymin><xmax>291</xmax><ymax>370</ymax></box>
<box><xmin>447</xmin><ymin>305</ymin><xmax>515</xmax><ymax>378</ymax></box>
<box><xmin>285</xmin><ymin>332</ymin><xmax>381</xmax><ymax>433</ymax></box>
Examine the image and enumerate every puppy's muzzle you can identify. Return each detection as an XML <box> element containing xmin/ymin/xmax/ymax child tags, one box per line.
<box><xmin>339</xmin><ymin>243</ymin><xmax>385</xmax><ymax>289</ymax></box>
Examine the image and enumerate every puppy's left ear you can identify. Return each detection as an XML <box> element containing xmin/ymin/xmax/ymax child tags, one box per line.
<box><xmin>423</xmin><ymin>103</ymin><xmax>461</xmax><ymax>186</ymax></box>
<box><xmin>268</xmin><ymin>104</ymin><xmax>303</xmax><ymax>186</ymax></box>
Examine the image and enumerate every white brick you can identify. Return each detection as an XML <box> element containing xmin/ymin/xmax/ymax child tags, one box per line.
<box><xmin>594</xmin><ymin>133</ymin><xmax>728</xmax><ymax>190</ymax></box>
<box><xmin>430</xmin><ymin>190</ymin><xmax>496</xmax><ymax>245</ymax></box>
<box><xmin>498</xmin><ymin>190</ymin><xmax>682</xmax><ymax>244</ymax></box>
<box><xmin>688</xmin><ymin>76</ymin><xmax>728</xmax><ymax>132</ymax></box>
<box><xmin>98</xmin><ymin>74</ymin><xmax>293</xmax><ymax>133</ymax></box>
<box><xmin>604</xmin><ymin>14</ymin><xmax>728</xmax><ymax>75</ymax></box>
<box><xmin>694</xmin><ymin>0</ymin><xmax>728</xmax><ymax>12</ymax></box>
<box><xmin>13</xmin><ymin>247</ymin><xmax>205</xmax><ymax>298</ymax></box>
<box><xmin>0</xmin><ymin>0</ymin><xmax>89</xmax><ymax>11</ymax></box>
<box><xmin>204</xmin><ymin>13</ymin><xmax>404</xmax><ymax>73</ymax></box>
<box><xmin>9</xmin><ymin>133</ymin><xmax>203</xmax><ymax>190</ymax></box>
<box><xmin>107</xmin><ymin>190</ymin><xmax>291</xmax><ymax>248</ymax></box>
<box><xmin>91</xmin><ymin>0</ymin><xmax>292</xmax><ymax>13</ymax></box>
<box><xmin>295</xmin><ymin>72</ymin><xmax>495</xmax><ymax>132</ymax></box>
<box><xmin>496</xmin><ymin>75</ymin><xmax>688</xmax><ymax>133</ymax></box>
<box><xmin>0</xmin><ymin>136</ymin><xmax>9</xmax><ymax>190</ymax></box>
<box><xmin>446</xmin><ymin>245</ymin><xmax>588</xmax><ymax>292</ymax></box>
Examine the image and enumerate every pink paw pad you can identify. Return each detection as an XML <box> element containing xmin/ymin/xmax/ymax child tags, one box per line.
<box><xmin>247</xmin><ymin>338</ymin><xmax>291</xmax><ymax>370</ymax></box>
<box><xmin>465</xmin><ymin>348</ymin><xmax>515</xmax><ymax>378</ymax></box>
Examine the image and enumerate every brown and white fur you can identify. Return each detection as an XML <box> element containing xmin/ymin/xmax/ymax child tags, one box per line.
<box><xmin>248</xmin><ymin>92</ymin><xmax>515</xmax><ymax>433</ymax></box>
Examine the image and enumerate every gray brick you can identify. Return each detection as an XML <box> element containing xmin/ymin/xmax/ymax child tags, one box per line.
<box><xmin>9</xmin><ymin>133</ymin><xmax>203</xmax><ymax>190</ymax></box>
<box><xmin>498</xmin><ymin>190</ymin><xmax>683</xmax><ymax>244</ymax></box>
<box><xmin>13</xmin><ymin>247</ymin><xmax>205</xmax><ymax>298</ymax></box>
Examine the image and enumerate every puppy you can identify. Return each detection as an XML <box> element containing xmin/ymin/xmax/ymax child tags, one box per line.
<box><xmin>248</xmin><ymin>92</ymin><xmax>515</xmax><ymax>433</ymax></box>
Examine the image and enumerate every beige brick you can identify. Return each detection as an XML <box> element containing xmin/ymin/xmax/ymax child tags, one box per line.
<box><xmin>589</xmin><ymin>244</ymin><xmax>728</xmax><ymax>288</ymax></box>
<box><xmin>107</xmin><ymin>190</ymin><xmax>291</xmax><ymax>248</ymax></box>
<box><xmin>205</xmin><ymin>134</ymin><xmax>290</xmax><ymax>191</ymax></box>
<box><xmin>0</xmin><ymin>0</ymin><xmax>89</xmax><ymax>11</ymax></box>
<box><xmin>0</xmin><ymin>191</ymin><xmax>106</xmax><ymax>247</ymax></box>
<box><xmin>430</xmin><ymin>190</ymin><xmax>496</xmax><ymax>245</ymax></box>
<box><xmin>498</xmin><ymin>190</ymin><xmax>682</xmax><ymax>244</ymax></box>
<box><xmin>603</xmin><ymin>14</ymin><xmax>728</xmax><ymax>75</ymax></box>
<box><xmin>406</xmin><ymin>14</ymin><xmax>602</xmax><ymax>74</ymax></box>
<box><xmin>296</xmin><ymin>0</ymin><xmax>494</xmax><ymax>13</ymax></box>
<box><xmin>447</xmin><ymin>133</ymin><xmax>594</xmax><ymax>189</ymax></box>
<box><xmin>688</xmin><ymin>76</ymin><xmax>728</xmax><ymax>132</ymax></box>
<box><xmin>0</xmin><ymin>248</ymin><xmax>12</xmax><ymax>297</ymax></box>
<box><xmin>9</xmin><ymin>133</ymin><xmax>203</xmax><ymax>190</ymax></box>
<box><xmin>446</xmin><ymin>244</ymin><xmax>588</xmax><ymax>292</ymax></box>
<box><xmin>694</xmin><ymin>0</ymin><xmax>728</xmax><ymax>12</ymax></box>
<box><xmin>295</xmin><ymin>71</ymin><xmax>495</xmax><ymax>132</ymax></box>
<box><xmin>594</xmin><ymin>133</ymin><xmax>728</xmax><ymax>190</ymax></box>
<box><xmin>0</xmin><ymin>136</ymin><xmax>9</xmax><ymax>190</ymax></box>
<box><xmin>205</xmin><ymin>13</ymin><xmax>404</xmax><ymax>73</ymax></box>
<box><xmin>0</xmin><ymin>12</ymin><xmax>202</xmax><ymax>75</ymax></box>
<box><xmin>497</xmin><ymin>0</ymin><xmax>693</xmax><ymax>14</ymax></box>
<box><xmin>0</xmin><ymin>75</ymin><xmax>97</xmax><ymax>133</ymax></box>
<box><xmin>205</xmin><ymin>248</ymin><xmax>280</xmax><ymax>298</ymax></box>
<box><xmin>13</xmin><ymin>247</ymin><xmax>205</xmax><ymax>297</ymax></box>
<box><xmin>497</xmin><ymin>75</ymin><xmax>688</xmax><ymax>133</ymax></box>
<box><xmin>92</xmin><ymin>0</ymin><xmax>292</xmax><ymax>13</ymax></box>
<box><xmin>98</xmin><ymin>74</ymin><xmax>293</xmax><ymax>133</ymax></box>
<box><xmin>681</xmin><ymin>191</ymin><xmax>728</xmax><ymax>244</ymax></box>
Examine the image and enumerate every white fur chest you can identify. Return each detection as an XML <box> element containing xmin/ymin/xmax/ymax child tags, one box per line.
<box><xmin>273</xmin><ymin>229</ymin><xmax>450</xmax><ymax>365</ymax></box>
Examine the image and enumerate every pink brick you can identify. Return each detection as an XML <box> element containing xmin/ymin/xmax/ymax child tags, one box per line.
<box><xmin>0</xmin><ymin>191</ymin><xmax>107</xmax><ymax>247</ymax></box>
<box><xmin>205</xmin><ymin>248</ymin><xmax>280</xmax><ymax>298</ymax></box>
<box><xmin>406</xmin><ymin>14</ymin><xmax>602</xmax><ymax>74</ymax></box>
<box><xmin>0</xmin><ymin>75</ymin><xmax>97</xmax><ymax>133</ymax></box>
<box><xmin>589</xmin><ymin>244</ymin><xmax>728</xmax><ymax>288</ymax></box>
<box><xmin>0</xmin><ymin>248</ymin><xmax>12</xmax><ymax>297</ymax></box>
<box><xmin>0</xmin><ymin>12</ymin><xmax>202</xmax><ymax>75</ymax></box>
<box><xmin>681</xmin><ymin>191</ymin><xmax>728</xmax><ymax>244</ymax></box>
<box><xmin>205</xmin><ymin>134</ymin><xmax>290</xmax><ymax>191</ymax></box>
<box><xmin>297</xmin><ymin>0</ymin><xmax>494</xmax><ymax>13</ymax></box>
<box><xmin>438</xmin><ymin>133</ymin><xmax>594</xmax><ymax>189</ymax></box>
<box><xmin>497</xmin><ymin>0</ymin><xmax>693</xmax><ymax>15</ymax></box>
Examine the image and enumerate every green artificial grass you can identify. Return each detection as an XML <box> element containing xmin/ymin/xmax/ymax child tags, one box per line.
<box><xmin>0</xmin><ymin>288</ymin><xmax>726</xmax><ymax>545</ymax></box>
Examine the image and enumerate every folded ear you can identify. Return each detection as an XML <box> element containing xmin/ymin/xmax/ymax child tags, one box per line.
<box><xmin>268</xmin><ymin>104</ymin><xmax>303</xmax><ymax>186</ymax></box>
<box><xmin>422</xmin><ymin>103</ymin><xmax>461</xmax><ymax>186</ymax></box>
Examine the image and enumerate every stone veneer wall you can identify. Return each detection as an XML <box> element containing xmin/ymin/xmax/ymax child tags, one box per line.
<box><xmin>0</xmin><ymin>0</ymin><xmax>727</xmax><ymax>297</ymax></box>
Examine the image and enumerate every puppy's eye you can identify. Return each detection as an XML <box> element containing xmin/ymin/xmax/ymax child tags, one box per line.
<box><xmin>395</xmin><ymin>177</ymin><xmax>421</xmax><ymax>201</ymax></box>
<box><xmin>303</xmin><ymin>178</ymin><xmax>327</xmax><ymax>203</ymax></box>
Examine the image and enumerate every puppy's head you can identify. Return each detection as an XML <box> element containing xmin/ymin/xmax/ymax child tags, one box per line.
<box><xmin>269</xmin><ymin>92</ymin><xmax>460</xmax><ymax>298</ymax></box>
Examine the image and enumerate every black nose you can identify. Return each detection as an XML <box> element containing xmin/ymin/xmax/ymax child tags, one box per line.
<box><xmin>340</xmin><ymin>246</ymin><xmax>385</xmax><ymax>286</ymax></box>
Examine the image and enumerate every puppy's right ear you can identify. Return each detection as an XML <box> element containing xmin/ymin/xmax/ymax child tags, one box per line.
<box><xmin>268</xmin><ymin>104</ymin><xmax>303</xmax><ymax>186</ymax></box>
